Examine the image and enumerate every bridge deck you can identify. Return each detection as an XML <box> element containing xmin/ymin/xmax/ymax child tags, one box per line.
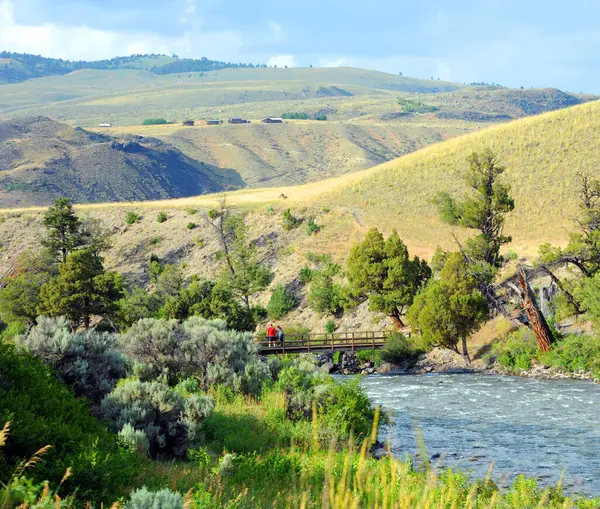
<box><xmin>256</xmin><ymin>331</ymin><xmax>391</xmax><ymax>354</ymax></box>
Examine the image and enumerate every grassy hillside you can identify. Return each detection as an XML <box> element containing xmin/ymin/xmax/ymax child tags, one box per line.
<box><xmin>1</xmin><ymin>101</ymin><xmax>598</xmax><ymax>331</ymax></box>
<box><xmin>93</xmin><ymin>120</ymin><xmax>471</xmax><ymax>187</ymax></box>
<box><xmin>0</xmin><ymin>117</ymin><xmax>231</xmax><ymax>206</ymax></box>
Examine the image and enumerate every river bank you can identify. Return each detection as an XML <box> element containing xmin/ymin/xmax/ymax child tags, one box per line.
<box><xmin>313</xmin><ymin>347</ymin><xmax>600</xmax><ymax>383</ymax></box>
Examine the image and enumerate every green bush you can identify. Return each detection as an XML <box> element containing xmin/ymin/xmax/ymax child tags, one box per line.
<box><xmin>16</xmin><ymin>316</ymin><xmax>126</xmax><ymax>402</ymax></box>
<box><xmin>492</xmin><ymin>328</ymin><xmax>538</xmax><ymax>371</ymax></box>
<box><xmin>187</xmin><ymin>222</ymin><xmax>197</xmax><ymax>230</ymax></box>
<box><xmin>126</xmin><ymin>487</ymin><xmax>184</xmax><ymax>508</ymax></box>
<box><xmin>125</xmin><ymin>211</ymin><xmax>141</xmax><ymax>225</ymax></box>
<box><xmin>101</xmin><ymin>379</ymin><xmax>214</xmax><ymax>459</ymax></box>
<box><xmin>142</xmin><ymin>118</ymin><xmax>168</xmax><ymax>125</ymax></box>
<box><xmin>355</xmin><ymin>349</ymin><xmax>381</xmax><ymax>364</ymax></box>
<box><xmin>324</xmin><ymin>320</ymin><xmax>337</xmax><ymax>333</ymax></box>
<box><xmin>380</xmin><ymin>333</ymin><xmax>423</xmax><ymax>365</ymax></box>
<box><xmin>121</xmin><ymin>317</ymin><xmax>271</xmax><ymax>392</ymax></box>
<box><xmin>282</xmin><ymin>209</ymin><xmax>301</xmax><ymax>231</ymax></box>
<box><xmin>505</xmin><ymin>250</ymin><xmax>518</xmax><ymax>261</ymax></box>
<box><xmin>281</xmin><ymin>112</ymin><xmax>309</xmax><ymax>120</ymax></box>
<box><xmin>539</xmin><ymin>334</ymin><xmax>600</xmax><ymax>377</ymax></box>
<box><xmin>157</xmin><ymin>212</ymin><xmax>168</xmax><ymax>223</ymax></box>
<box><xmin>0</xmin><ymin>342</ymin><xmax>138</xmax><ymax>503</ymax></box>
<box><xmin>307</xmin><ymin>216</ymin><xmax>321</xmax><ymax>235</ymax></box>
<box><xmin>299</xmin><ymin>266</ymin><xmax>313</xmax><ymax>284</ymax></box>
<box><xmin>187</xmin><ymin>208</ymin><xmax>198</xmax><ymax>215</ymax></box>
<box><xmin>267</xmin><ymin>285</ymin><xmax>297</xmax><ymax>320</ymax></box>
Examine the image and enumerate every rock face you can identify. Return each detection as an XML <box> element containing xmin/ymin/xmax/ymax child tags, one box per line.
<box><xmin>340</xmin><ymin>352</ymin><xmax>361</xmax><ymax>374</ymax></box>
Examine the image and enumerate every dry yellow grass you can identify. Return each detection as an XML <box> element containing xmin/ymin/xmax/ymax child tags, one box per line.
<box><xmin>2</xmin><ymin>99</ymin><xmax>598</xmax><ymax>260</ymax></box>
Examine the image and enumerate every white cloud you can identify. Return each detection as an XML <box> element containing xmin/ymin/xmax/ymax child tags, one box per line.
<box><xmin>319</xmin><ymin>57</ymin><xmax>348</xmax><ymax>68</ymax></box>
<box><xmin>267</xmin><ymin>54</ymin><xmax>296</xmax><ymax>68</ymax></box>
<box><xmin>268</xmin><ymin>21</ymin><xmax>283</xmax><ymax>41</ymax></box>
<box><xmin>0</xmin><ymin>0</ymin><xmax>243</xmax><ymax>61</ymax></box>
<box><xmin>180</xmin><ymin>0</ymin><xmax>197</xmax><ymax>25</ymax></box>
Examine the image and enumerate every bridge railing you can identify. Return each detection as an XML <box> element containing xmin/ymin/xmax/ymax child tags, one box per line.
<box><xmin>254</xmin><ymin>330</ymin><xmax>393</xmax><ymax>353</ymax></box>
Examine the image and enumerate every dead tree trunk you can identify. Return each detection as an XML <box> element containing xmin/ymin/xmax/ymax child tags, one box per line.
<box><xmin>518</xmin><ymin>266</ymin><xmax>554</xmax><ymax>352</ymax></box>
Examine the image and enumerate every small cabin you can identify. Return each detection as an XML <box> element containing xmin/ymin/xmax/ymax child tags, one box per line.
<box><xmin>261</xmin><ymin>117</ymin><xmax>283</xmax><ymax>124</ymax></box>
<box><xmin>98</xmin><ymin>123</ymin><xmax>112</xmax><ymax>128</ymax></box>
<box><xmin>182</xmin><ymin>120</ymin><xmax>195</xmax><ymax>126</ymax></box>
<box><xmin>206</xmin><ymin>119</ymin><xmax>222</xmax><ymax>125</ymax></box>
<box><xmin>228</xmin><ymin>118</ymin><xmax>250</xmax><ymax>124</ymax></box>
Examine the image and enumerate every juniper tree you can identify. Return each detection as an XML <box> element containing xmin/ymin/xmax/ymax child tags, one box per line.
<box><xmin>346</xmin><ymin>228</ymin><xmax>431</xmax><ymax>328</ymax></box>
<box><xmin>38</xmin><ymin>249</ymin><xmax>124</xmax><ymax>329</ymax></box>
<box><xmin>407</xmin><ymin>253</ymin><xmax>488</xmax><ymax>362</ymax></box>
<box><xmin>436</xmin><ymin>149</ymin><xmax>514</xmax><ymax>272</ymax></box>
<box><xmin>42</xmin><ymin>197</ymin><xmax>87</xmax><ymax>262</ymax></box>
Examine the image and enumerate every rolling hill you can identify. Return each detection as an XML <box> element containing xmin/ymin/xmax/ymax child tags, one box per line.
<box><xmin>0</xmin><ymin>116</ymin><xmax>232</xmax><ymax>206</ymax></box>
<box><xmin>1</xmin><ymin>101</ymin><xmax>598</xmax><ymax>331</ymax></box>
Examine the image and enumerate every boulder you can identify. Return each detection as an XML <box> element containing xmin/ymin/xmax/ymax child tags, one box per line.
<box><xmin>320</xmin><ymin>362</ymin><xmax>336</xmax><ymax>374</ymax></box>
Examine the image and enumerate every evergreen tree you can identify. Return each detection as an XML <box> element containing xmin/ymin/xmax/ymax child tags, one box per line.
<box><xmin>407</xmin><ymin>253</ymin><xmax>488</xmax><ymax>361</ymax></box>
<box><xmin>38</xmin><ymin>250</ymin><xmax>123</xmax><ymax>329</ymax></box>
<box><xmin>435</xmin><ymin>149</ymin><xmax>514</xmax><ymax>271</ymax></box>
<box><xmin>42</xmin><ymin>198</ymin><xmax>87</xmax><ymax>262</ymax></box>
<box><xmin>0</xmin><ymin>251</ymin><xmax>56</xmax><ymax>328</ymax></box>
<box><xmin>346</xmin><ymin>228</ymin><xmax>431</xmax><ymax>328</ymax></box>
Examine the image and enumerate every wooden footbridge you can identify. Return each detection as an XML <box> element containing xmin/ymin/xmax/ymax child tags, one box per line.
<box><xmin>256</xmin><ymin>331</ymin><xmax>392</xmax><ymax>354</ymax></box>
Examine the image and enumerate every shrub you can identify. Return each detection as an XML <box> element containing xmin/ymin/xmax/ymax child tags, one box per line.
<box><xmin>121</xmin><ymin>317</ymin><xmax>271</xmax><ymax>392</ymax></box>
<box><xmin>380</xmin><ymin>333</ymin><xmax>423</xmax><ymax>365</ymax></box>
<box><xmin>0</xmin><ymin>342</ymin><xmax>138</xmax><ymax>503</ymax></box>
<box><xmin>142</xmin><ymin>118</ymin><xmax>168</xmax><ymax>126</ymax></box>
<box><xmin>299</xmin><ymin>266</ymin><xmax>313</xmax><ymax>284</ymax></box>
<box><xmin>505</xmin><ymin>250</ymin><xmax>518</xmax><ymax>261</ymax></box>
<box><xmin>126</xmin><ymin>487</ymin><xmax>184</xmax><ymax>509</ymax></box>
<box><xmin>307</xmin><ymin>272</ymin><xmax>342</xmax><ymax>314</ymax></box>
<box><xmin>101</xmin><ymin>379</ymin><xmax>214</xmax><ymax>459</ymax></box>
<box><xmin>125</xmin><ymin>212</ymin><xmax>141</xmax><ymax>225</ymax></box>
<box><xmin>267</xmin><ymin>285</ymin><xmax>297</xmax><ymax>319</ymax></box>
<box><xmin>16</xmin><ymin>317</ymin><xmax>126</xmax><ymax>402</ymax></box>
<box><xmin>156</xmin><ymin>212</ymin><xmax>168</xmax><ymax>223</ymax></box>
<box><xmin>187</xmin><ymin>222</ymin><xmax>197</xmax><ymax>230</ymax></box>
<box><xmin>307</xmin><ymin>216</ymin><xmax>321</xmax><ymax>235</ymax></box>
<box><xmin>539</xmin><ymin>334</ymin><xmax>600</xmax><ymax>377</ymax></box>
<box><xmin>282</xmin><ymin>209</ymin><xmax>301</xmax><ymax>230</ymax></box>
<box><xmin>492</xmin><ymin>328</ymin><xmax>538</xmax><ymax>371</ymax></box>
<box><xmin>281</xmin><ymin>112</ymin><xmax>309</xmax><ymax>120</ymax></box>
<box><xmin>187</xmin><ymin>208</ymin><xmax>198</xmax><ymax>215</ymax></box>
<box><xmin>324</xmin><ymin>320</ymin><xmax>337</xmax><ymax>333</ymax></box>
<box><xmin>314</xmin><ymin>113</ymin><xmax>327</xmax><ymax>121</ymax></box>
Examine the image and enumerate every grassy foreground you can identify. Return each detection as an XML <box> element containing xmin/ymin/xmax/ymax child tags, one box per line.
<box><xmin>2</xmin><ymin>387</ymin><xmax>599</xmax><ymax>508</ymax></box>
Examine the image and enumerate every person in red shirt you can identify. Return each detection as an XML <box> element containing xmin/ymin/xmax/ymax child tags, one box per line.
<box><xmin>266</xmin><ymin>324</ymin><xmax>277</xmax><ymax>348</ymax></box>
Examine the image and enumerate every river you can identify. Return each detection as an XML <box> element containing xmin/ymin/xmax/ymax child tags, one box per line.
<box><xmin>360</xmin><ymin>373</ymin><xmax>600</xmax><ymax>497</ymax></box>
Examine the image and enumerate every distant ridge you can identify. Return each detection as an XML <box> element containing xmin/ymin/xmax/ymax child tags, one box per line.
<box><xmin>0</xmin><ymin>52</ymin><xmax>266</xmax><ymax>84</ymax></box>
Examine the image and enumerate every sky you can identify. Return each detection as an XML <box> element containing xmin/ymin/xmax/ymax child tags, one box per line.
<box><xmin>1</xmin><ymin>0</ymin><xmax>600</xmax><ymax>93</ymax></box>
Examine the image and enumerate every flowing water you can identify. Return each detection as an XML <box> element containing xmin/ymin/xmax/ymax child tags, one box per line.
<box><xmin>360</xmin><ymin>373</ymin><xmax>600</xmax><ymax>497</ymax></box>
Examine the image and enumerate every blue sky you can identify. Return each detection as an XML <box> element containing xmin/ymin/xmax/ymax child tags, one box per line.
<box><xmin>1</xmin><ymin>0</ymin><xmax>600</xmax><ymax>92</ymax></box>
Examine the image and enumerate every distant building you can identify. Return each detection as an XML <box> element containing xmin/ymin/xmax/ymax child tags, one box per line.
<box><xmin>206</xmin><ymin>119</ymin><xmax>222</xmax><ymax>125</ymax></box>
<box><xmin>182</xmin><ymin>120</ymin><xmax>195</xmax><ymax>126</ymax></box>
<box><xmin>228</xmin><ymin>117</ymin><xmax>250</xmax><ymax>124</ymax></box>
<box><xmin>261</xmin><ymin>117</ymin><xmax>283</xmax><ymax>124</ymax></box>
<box><xmin>98</xmin><ymin>123</ymin><xmax>112</xmax><ymax>127</ymax></box>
